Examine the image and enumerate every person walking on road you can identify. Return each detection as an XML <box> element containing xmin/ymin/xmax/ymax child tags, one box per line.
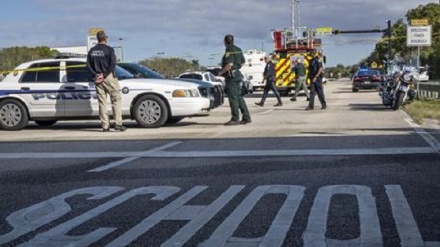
<box><xmin>218</xmin><ymin>34</ymin><xmax>251</xmax><ymax>126</ymax></box>
<box><xmin>255</xmin><ymin>54</ymin><xmax>283</xmax><ymax>107</ymax></box>
<box><xmin>290</xmin><ymin>57</ymin><xmax>310</xmax><ymax>102</ymax></box>
<box><xmin>87</xmin><ymin>30</ymin><xmax>126</xmax><ymax>132</ymax></box>
<box><xmin>306</xmin><ymin>51</ymin><xmax>327</xmax><ymax>110</ymax></box>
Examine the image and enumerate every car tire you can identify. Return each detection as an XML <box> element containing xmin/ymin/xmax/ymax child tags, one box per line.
<box><xmin>166</xmin><ymin>116</ymin><xmax>184</xmax><ymax>124</ymax></box>
<box><xmin>35</xmin><ymin>120</ymin><xmax>58</xmax><ymax>126</ymax></box>
<box><xmin>352</xmin><ymin>87</ymin><xmax>359</xmax><ymax>92</ymax></box>
<box><xmin>134</xmin><ymin>94</ymin><xmax>169</xmax><ymax>128</ymax></box>
<box><xmin>0</xmin><ymin>99</ymin><xmax>29</xmax><ymax>130</ymax></box>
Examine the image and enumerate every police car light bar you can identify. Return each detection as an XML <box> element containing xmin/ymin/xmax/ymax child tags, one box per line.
<box><xmin>55</xmin><ymin>52</ymin><xmax>87</xmax><ymax>59</ymax></box>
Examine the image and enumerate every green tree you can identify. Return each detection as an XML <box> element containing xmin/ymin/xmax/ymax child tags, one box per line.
<box><xmin>0</xmin><ymin>46</ymin><xmax>57</xmax><ymax>73</ymax></box>
<box><xmin>363</xmin><ymin>3</ymin><xmax>440</xmax><ymax>78</ymax></box>
<box><xmin>406</xmin><ymin>3</ymin><xmax>440</xmax><ymax>78</ymax></box>
<box><xmin>139</xmin><ymin>57</ymin><xmax>201</xmax><ymax>78</ymax></box>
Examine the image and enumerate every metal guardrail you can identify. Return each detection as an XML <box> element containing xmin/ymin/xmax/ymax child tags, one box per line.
<box><xmin>418</xmin><ymin>81</ymin><xmax>440</xmax><ymax>100</ymax></box>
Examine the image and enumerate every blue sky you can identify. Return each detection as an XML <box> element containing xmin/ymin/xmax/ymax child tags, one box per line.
<box><xmin>0</xmin><ymin>0</ymin><xmax>437</xmax><ymax>67</ymax></box>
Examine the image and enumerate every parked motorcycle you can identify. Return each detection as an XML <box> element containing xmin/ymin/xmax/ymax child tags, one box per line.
<box><xmin>379</xmin><ymin>66</ymin><xmax>417</xmax><ymax>110</ymax></box>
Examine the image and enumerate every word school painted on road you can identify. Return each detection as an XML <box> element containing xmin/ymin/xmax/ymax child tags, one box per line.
<box><xmin>0</xmin><ymin>185</ymin><xmax>437</xmax><ymax>246</ymax></box>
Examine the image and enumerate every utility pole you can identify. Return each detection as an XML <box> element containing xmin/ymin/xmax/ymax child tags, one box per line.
<box><xmin>291</xmin><ymin>0</ymin><xmax>300</xmax><ymax>38</ymax></box>
<box><xmin>387</xmin><ymin>20</ymin><xmax>392</xmax><ymax>71</ymax></box>
<box><xmin>386</xmin><ymin>20</ymin><xmax>391</xmax><ymax>74</ymax></box>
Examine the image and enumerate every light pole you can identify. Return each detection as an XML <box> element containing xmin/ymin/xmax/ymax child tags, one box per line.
<box><xmin>119</xmin><ymin>38</ymin><xmax>124</xmax><ymax>62</ymax></box>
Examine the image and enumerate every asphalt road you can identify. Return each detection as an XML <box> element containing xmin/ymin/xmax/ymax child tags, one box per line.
<box><xmin>0</xmin><ymin>79</ymin><xmax>439</xmax><ymax>247</ymax></box>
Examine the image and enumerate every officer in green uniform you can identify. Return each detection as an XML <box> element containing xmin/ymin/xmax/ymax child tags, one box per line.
<box><xmin>218</xmin><ymin>34</ymin><xmax>251</xmax><ymax>126</ymax></box>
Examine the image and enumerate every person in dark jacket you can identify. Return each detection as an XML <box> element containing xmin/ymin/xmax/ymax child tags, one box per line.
<box><xmin>218</xmin><ymin>34</ymin><xmax>251</xmax><ymax>125</ymax></box>
<box><xmin>306</xmin><ymin>51</ymin><xmax>327</xmax><ymax>110</ymax></box>
<box><xmin>255</xmin><ymin>54</ymin><xmax>282</xmax><ymax>107</ymax></box>
<box><xmin>87</xmin><ymin>30</ymin><xmax>126</xmax><ymax>132</ymax></box>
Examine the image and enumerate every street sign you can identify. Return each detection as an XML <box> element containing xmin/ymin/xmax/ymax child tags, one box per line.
<box><xmin>88</xmin><ymin>28</ymin><xmax>104</xmax><ymax>36</ymax></box>
<box><xmin>371</xmin><ymin>62</ymin><xmax>377</xmax><ymax>69</ymax></box>
<box><xmin>406</xmin><ymin>26</ymin><xmax>431</xmax><ymax>47</ymax></box>
<box><xmin>411</xmin><ymin>19</ymin><xmax>429</xmax><ymax>26</ymax></box>
<box><xmin>87</xmin><ymin>27</ymin><xmax>104</xmax><ymax>52</ymax></box>
<box><xmin>316</xmin><ymin>27</ymin><xmax>332</xmax><ymax>35</ymax></box>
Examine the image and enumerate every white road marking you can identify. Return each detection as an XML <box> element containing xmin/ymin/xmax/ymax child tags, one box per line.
<box><xmin>303</xmin><ymin>185</ymin><xmax>382</xmax><ymax>246</ymax></box>
<box><xmin>200</xmin><ymin>185</ymin><xmax>305</xmax><ymax>247</ymax></box>
<box><xmin>87</xmin><ymin>141</ymin><xmax>183</xmax><ymax>172</ymax></box>
<box><xmin>0</xmin><ymin>187</ymin><xmax>123</xmax><ymax>245</ymax></box>
<box><xmin>161</xmin><ymin>186</ymin><xmax>244</xmax><ymax>247</ymax></box>
<box><xmin>2</xmin><ymin>185</ymin><xmax>440</xmax><ymax>246</ymax></box>
<box><xmin>405</xmin><ymin>117</ymin><xmax>440</xmax><ymax>153</ymax></box>
<box><xmin>20</xmin><ymin>187</ymin><xmax>180</xmax><ymax>247</ymax></box>
<box><xmin>385</xmin><ymin>185</ymin><xmax>424</xmax><ymax>247</ymax></box>
<box><xmin>106</xmin><ymin>186</ymin><xmax>207</xmax><ymax>247</ymax></box>
<box><xmin>0</xmin><ymin>147</ymin><xmax>435</xmax><ymax>160</ymax></box>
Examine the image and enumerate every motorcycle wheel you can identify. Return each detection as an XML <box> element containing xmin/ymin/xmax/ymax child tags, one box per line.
<box><xmin>392</xmin><ymin>91</ymin><xmax>405</xmax><ymax>111</ymax></box>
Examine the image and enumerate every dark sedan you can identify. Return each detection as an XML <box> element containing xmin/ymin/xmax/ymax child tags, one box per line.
<box><xmin>352</xmin><ymin>69</ymin><xmax>382</xmax><ymax>92</ymax></box>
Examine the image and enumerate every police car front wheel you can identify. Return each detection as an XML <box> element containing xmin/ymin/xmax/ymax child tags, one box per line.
<box><xmin>134</xmin><ymin>94</ymin><xmax>169</xmax><ymax>128</ymax></box>
<box><xmin>0</xmin><ymin>99</ymin><xmax>29</xmax><ymax>131</ymax></box>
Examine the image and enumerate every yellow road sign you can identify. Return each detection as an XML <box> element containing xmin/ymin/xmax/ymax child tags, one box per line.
<box><xmin>316</xmin><ymin>27</ymin><xmax>332</xmax><ymax>34</ymax></box>
<box><xmin>371</xmin><ymin>62</ymin><xmax>378</xmax><ymax>68</ymax></box>
<box><xmin>411</xmin><ymin>19</ymin><xmax>429</xmax><ymax>26</ymax></box>
<box><xmin>88</xmin><ymin>28</ymin><xmax>104</xmax><ymax>36</ymax></box>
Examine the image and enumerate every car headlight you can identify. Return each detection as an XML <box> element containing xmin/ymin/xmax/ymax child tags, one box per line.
<box><xmin>172</xmin><ymin>89</ymin><xmax>200</xmax><ymax>97</ymax></box>
<box><xmin>402</xmin><ymin>73</ymin><xmax>411</xmax><ymax>82</ymax></box>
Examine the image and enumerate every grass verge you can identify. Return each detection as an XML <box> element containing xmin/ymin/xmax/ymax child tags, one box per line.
<box><xmin>404</xmin><ymin>99</ymin><xmax>440</xmax><ymax>124</ymax></box>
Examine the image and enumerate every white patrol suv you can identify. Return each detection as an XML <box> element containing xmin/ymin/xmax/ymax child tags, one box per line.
<box><xmin>0</xmin><ymin>57</ymin><xmax>210</xmax><ymax>130</ymax></box>
<box><xmin>241</xmin><ymin>49</ymin><xmax>266</xmax><ymax>89</ymax></box>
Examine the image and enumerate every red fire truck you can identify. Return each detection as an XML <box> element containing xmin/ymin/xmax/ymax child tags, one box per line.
<box><xmin>272</xmin><ymin>29</ymin><xmax>324</xmax><ymax>95</ymax></box>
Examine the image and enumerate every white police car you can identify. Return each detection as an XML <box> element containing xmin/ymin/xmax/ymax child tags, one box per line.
<box><xmin>0</xmin><ymin>56</ymin><xmax>210</xmax><ymax>130</ymax></box>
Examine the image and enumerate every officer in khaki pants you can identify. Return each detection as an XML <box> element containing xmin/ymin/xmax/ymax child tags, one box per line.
<box><xmin>87</xmin><ymin>30</ymin><xmax>126</xmax><ymax>132</ymax></box>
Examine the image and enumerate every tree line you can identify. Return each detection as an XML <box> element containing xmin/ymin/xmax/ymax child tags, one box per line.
<box><xmin>139</xmin><ymin>57</ymin><xmax>205</xmax><ymax>78</ymax></box>
<box><xmin>0</xmin><ymin>47</ymin><xmax>202</xmax><ymax>78</ymax></box>
<box><xmin>0</xmin><ymin>46</ymin><xmax>57</xmax><ymax>74</ymax></box>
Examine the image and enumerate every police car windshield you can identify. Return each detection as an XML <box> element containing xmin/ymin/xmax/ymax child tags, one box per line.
<box><xmin>115</xmin><ymin>66</ymin><xmax>136</xmax><ymax>80</ymax></box>
<box><xmin>138</xmin><ymin>65</ymin><xmax>165</xmax><ymax>79</ymax></box>
<box><xmin>357</xmin><ymin>70</ymin><xmax>379</xmax><ymax>76</ymax></box>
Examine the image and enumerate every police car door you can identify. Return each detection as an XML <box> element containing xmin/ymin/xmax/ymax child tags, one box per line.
<box><xmin>62</xmin><ymin>61</ymin><xmax>98</xmax><ymax>117</ymax></box>
<box><xmin>19</xmin><ymin>61</ymin><xmax>64</xmax><ymax>118</ymax></box>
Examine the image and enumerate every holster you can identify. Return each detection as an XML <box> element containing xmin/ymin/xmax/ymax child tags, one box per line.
<box><xmin>225</xmin><ymin>70</ymin><xmax>234</xmax><ymax>79</ymax></box>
